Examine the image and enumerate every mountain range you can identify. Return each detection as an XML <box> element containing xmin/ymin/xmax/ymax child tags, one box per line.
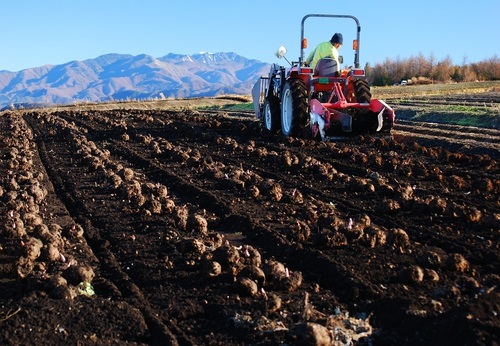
<box><xmin>0</xmin><ymin>52</ymin><xmax>271</xmax><ymax>109</ymax></box>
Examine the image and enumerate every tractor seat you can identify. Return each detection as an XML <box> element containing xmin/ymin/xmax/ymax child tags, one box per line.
<box><xmin>314</xmin><ymin>58</ymin><xmax>338</xmax><ymax>77</ymax></box>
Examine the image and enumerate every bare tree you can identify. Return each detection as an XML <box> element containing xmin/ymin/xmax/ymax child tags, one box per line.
<box><xmin>366</xmin><ymin>53</ymin><xmax>499</xmax><ymax>85</ymax></box>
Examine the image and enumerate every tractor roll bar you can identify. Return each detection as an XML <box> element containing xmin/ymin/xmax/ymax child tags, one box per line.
<box><xmin>300</xmin><ymin>14</ymin><xmax>361</xmax><ymax>70</ymax></box>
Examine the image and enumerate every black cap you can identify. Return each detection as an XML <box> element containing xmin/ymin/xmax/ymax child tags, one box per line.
<box><xmin>331</xmin><ymin>33</ymin><xmax>343</xmax><ymax>44</ymax></box>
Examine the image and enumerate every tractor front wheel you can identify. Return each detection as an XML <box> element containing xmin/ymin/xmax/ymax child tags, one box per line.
<box><xmin>281</xmin><ymin>79</ymin><xmax>309</xmax><ymax>137</ymax></box>
<box><xmin>263</xmin><ymin>95</ymin><xmax>281</xmax><ymax>134</ymax></box>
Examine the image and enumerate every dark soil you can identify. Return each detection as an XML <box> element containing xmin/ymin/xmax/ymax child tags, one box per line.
<box><xmin>0</xmin><ymin>104</ymin><xmax>499</xmax><ymax>345</ymax></box>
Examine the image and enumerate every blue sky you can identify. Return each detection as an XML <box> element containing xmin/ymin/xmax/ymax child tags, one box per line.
<box><xmin>1</xmin><ymin>0</ymin><xmax>499</xmax><ymax>72</ymax></box>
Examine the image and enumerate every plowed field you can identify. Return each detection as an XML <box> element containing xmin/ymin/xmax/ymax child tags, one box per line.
<box><xmin>1</xmin><ymin>97</ymin><xmax>499</xmax><ymax>345</ymax></box>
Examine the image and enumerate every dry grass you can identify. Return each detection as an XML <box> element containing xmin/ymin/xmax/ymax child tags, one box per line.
<box><xmin>372</xmin><ymin>80</ymin><xmax>500</xmax><ymax>99</ymax></box>
<box><xmin>3</xmin><ymin>95</ymin><xmax>252</xmax><ymax>115</ymax></box>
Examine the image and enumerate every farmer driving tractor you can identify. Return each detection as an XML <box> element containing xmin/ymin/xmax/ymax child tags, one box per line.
<box><xmin>305</xmin><ymin>32</ymin><xmax>343</xmax><ymax>70</ymax></box>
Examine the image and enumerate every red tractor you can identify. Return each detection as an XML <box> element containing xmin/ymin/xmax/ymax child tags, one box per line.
<box><xmin>252</xmin><ymin>14</ymin><xmax>395</xmax><ymax>140</ymax></box>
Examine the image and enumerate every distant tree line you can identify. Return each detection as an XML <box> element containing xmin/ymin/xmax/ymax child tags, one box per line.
<box><xmin>365</xmin><ymin>53</ymin><xmax>500</xmax><ymax>86</ymax></box>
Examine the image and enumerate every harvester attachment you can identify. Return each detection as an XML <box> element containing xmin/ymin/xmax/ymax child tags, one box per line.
<box><xmin>309</xmin><ymin>97</ymin><xmax>395</xmax><ymax>140</ymax></box>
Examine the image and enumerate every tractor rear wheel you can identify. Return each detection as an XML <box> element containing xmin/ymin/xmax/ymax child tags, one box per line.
<box><xmin>353</xmin><ymin>78</ymin><xmax>372</xmax><ymax>103</ymax></box>
<box><xmin>281</xmin><ymin>79</ymin><xmax>309</xmax><ymax>137</ymax></box>
<box><xmin>263</xmin><ymin>95</ymin><xmax>281</xmax><ymax>134</ymax></box>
